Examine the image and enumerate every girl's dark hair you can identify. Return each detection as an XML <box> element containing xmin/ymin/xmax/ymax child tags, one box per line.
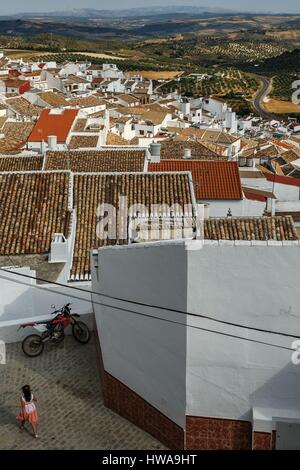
<box><xmin>22</xmin><ymin>385</ymin><xmax>31</xmax><ymax>402</ymax></box>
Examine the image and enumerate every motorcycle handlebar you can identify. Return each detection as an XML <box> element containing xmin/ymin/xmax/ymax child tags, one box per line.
<box><xmin>51</xmin><ymin>303</ymin><xmax>72</xmax><ymax>314</ymax></box>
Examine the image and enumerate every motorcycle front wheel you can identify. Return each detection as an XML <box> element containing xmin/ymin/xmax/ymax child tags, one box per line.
<box><xmin>72</xmin><ymin>321</ymin><xmax>90</xmax><ymax>344</ymax></box>
<box><xmin>22</xmin><ymin>335</ymin><xmax>44</xmax><ymax>357</ymax></box>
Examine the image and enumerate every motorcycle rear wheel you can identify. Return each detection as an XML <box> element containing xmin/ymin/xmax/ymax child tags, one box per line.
<box><xmin>22</xmin><ymin>334</ymin><xmax>44</xmax><ymax>357</ymax></box>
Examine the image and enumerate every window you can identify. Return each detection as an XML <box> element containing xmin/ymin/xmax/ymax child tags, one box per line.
<box><xmin>140</xmin><ymin>130</ymin><xmax>145</xmax><ymax>136</ymax></box>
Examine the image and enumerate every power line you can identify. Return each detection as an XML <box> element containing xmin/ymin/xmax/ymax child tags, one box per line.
<box><xmin>0</xmin><ymin>272</ymin><xmax>297</xmax><ymax>354</ymax></box>
<box><xmin>1</xmin><ymin>267</ymin><xmax>300</xmax><ymax>340</ymax></box>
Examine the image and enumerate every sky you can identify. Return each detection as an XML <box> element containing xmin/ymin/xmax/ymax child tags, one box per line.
<box><xmin>0</xmin><ymin>0</ymin><xmax>299</xmax><ymax>15</ymax></box>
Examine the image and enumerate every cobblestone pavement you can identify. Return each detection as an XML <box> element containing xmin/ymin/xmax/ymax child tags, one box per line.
<box><xmin>0</xmin><ymin>334</ymin><xmax>166</xmax><ymax>450</ymax></box>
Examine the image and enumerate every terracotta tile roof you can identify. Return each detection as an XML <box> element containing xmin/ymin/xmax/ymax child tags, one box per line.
<box><xmin>160</xmin><ymin>139</ymin><xmax>224</xmax><ymax>160</ymax></box>
<box><xmin>0</xmin><ymin>171</ymin><xmax>71</xmax><ymax>255</ymax></box>
<box><xmin>23</xmin><ymin>70</ymin><xmax>42</xmax><ymax>78</ymax></box>
<box><xmin>129</xmin><ymin>136</ymin><xmax>139</xmax><ymax>145</ymax></box>
<box><xmin>6</xmin><ymin>96</ymin><xmax>42</xmax><ymax>117</ymax></box>
<box><xmin>73</xmin><ymin>118</ymin><xmax>88</xmax><ymax>132</ymax></box>
<box><xmin>117</xmin><ymin>94</ymin><xmax>139</xmax><ymax>104</ymax></box>
<box><xmin>38</xmin><ymin>91</ymin><xmax>69</xmax><ymax>107</ymax></box>
<box><xmin>240</xmin><ymin>170</ymin><xmax>265</xmax><ymax>179</ymax></box>
<box><xmin>255</xmin><ymin>145</ymin><xmax>283</xmax><ymax>158</ymax></box>
<box><xmin>273</xmin><ymin>140</ymin><xmax>294</xmax><ymax>150</ymax></box>
<box><xmin>0</xmin><ymin>122</ymin><xmax>34</xmax><ymax>154</ymax></box>
<box><xmin>90</xmin><ymin>109</ymin><xmax>106</xmax><ymax>118</ymax></box>
<box><xmin>240</xmin><ymin>138</ymin><xmax>259</xmax><ymax>149</ymax></box>
<box><xmin>116</xmin><ymin>116</ymin><xmax>132</xmax><ymax>124</ymax></box>
<box><xmin>0</xmin><ymin>155</ymin><xmax>43</xmax><ymax>171</ymax></box>
<box><xmin>64</xmin><ymin>74</ymin><xmax>89</xmax><ymax>85</ymax></box>
<box><xmin>117</xmin><ymin>105</ymin><xmax>148</xmax><ymax>116</ymax></box>
<box><xmin>4</xmin><ymin>78</ymin><xmax>29</xmax><ymax>88</ymax></box>
<box><xmin>68</xmin><ymin>96</ymin><xmax>105</xmax><ymax>108</ymax></box>
<box><xmin>28</xmin><ymin>109</ymin><xmax>79</xmax><ymax>143</ymax></box>
<box><xmin>180</xmin><ymin>128</ymin><xmax>240</xmax><ymax>144</ymax></box>
<box><xmin>71</xmin><ymin>172</ymin><xmax>193</xmax><ymax>279</ymax></box>
<box><xmin>92</xmin><ymin>77</ymin><xmax>105</xmax><ymax>84</ymax></box>
<box><xmin>276</xmin><ymin>149</ymin><xmax>300</xmax><ymax>163</ymax></box>
<box><xmin>45</xmin><ymin>150</ymin><xmax>145</xmax><ymax>172</ymax></box>
<box><xmin>106</xmin><ymin>132</ymin><xmax>130</xmax><ymax>145</ymax></box>
<box><xmin>140</xmin><ymin>110</ymin><xmax>168</xmax><ymax>125</ymax></box>
<box><xmin>204</xmin><ymin>216</ymin><xmax>298</xmax><ymax>241</ymax></box>
<box><xmin>0</xmin><ymin>117</ymin><xmax>8</xmax><ymax>129</ymax></box>
<box><xmin>202</xmin><ymin>141</ymin><xmax>228</xmax><ymax>155</ymax></box>
<box><xmin>69</xmin><ymin>135</ymin><xmax>99</xmax><ymax>149</ymax></box>
<box><xmin>149</xmin><ymin>160</ymin><xmax>243</xmax><ymax>200</ymax></box>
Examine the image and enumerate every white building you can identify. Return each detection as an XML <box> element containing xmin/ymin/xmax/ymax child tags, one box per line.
<box><xmin>92</xmin><ymin>234</ymin><xmax>300</xmax><ymax>450</ymax></box>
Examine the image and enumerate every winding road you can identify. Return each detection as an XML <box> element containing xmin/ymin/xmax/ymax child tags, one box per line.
<box><xmin>252</xmin><ymin>76</ymin><xmax>277</xmax><ymax>120</ymax></box>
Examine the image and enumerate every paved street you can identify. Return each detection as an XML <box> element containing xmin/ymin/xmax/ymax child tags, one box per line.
<box><xmin>0</xmin><ymin>334</ymin><xmax>165</xmax><ymax>450</ymax></box>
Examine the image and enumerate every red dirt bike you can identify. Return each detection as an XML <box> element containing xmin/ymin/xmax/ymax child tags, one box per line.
<box><xmin>20</xmin><ymin>303</ymin><xmax>90</xmax><ymax>357</ymax></box>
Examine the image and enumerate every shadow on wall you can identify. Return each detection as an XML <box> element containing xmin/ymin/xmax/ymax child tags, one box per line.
<box><xmin>250</xmin><ymin>360</ymin><xmax>300</xmax><ymax>416</ymax></box>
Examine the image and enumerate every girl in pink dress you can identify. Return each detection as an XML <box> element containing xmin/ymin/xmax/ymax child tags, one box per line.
<box><xmin>16</xmin><ymin>385</ymin><xmax>39</xmax><ymax>438</ymax></box>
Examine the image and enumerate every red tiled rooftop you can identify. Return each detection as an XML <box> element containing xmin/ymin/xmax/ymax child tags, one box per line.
<box><xmin>149</xmin><ymin>160</ymin><xmax>243</xmax><ymax>200</ymax></box>
<box><xmin>28</xmin><ymin>109</ymin><xmax>79</xmax><ymax>143</ymax></box>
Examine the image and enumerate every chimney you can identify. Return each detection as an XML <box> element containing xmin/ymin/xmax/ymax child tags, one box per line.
<box><xmin>49</xmin><ymin>233</ymin><xmax>68</xmax><ymax>263</ymax></box>
<box><xmin>149</xmin><ymin>142</ymin><xmax>161</xmax><ymax>163</ymax></box>
<box><xmin>183</xmin><ymin>148</ymin><xmax>192</xmax><ymax>159</ymax></box>
<box><xmin>48</xmin><ymin>135</ymin><xmax>57</xmax><ymax>151</ymax></box>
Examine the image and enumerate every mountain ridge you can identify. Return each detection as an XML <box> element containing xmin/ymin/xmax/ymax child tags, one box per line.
<box><xmin>6</xmin><ymin>6</ymin><xmax>240</xmax><ymax>19</ymax></box>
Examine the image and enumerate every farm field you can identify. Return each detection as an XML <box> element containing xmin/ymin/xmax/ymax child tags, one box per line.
<box><xmin>3</xmin><ymin>49</ymin><xmax>45</xmax><ymax>59</ymax></box>
<box><xmin>3</xmin><ymin>49</ymin><xmax>126</xmax><ymax>61</ymax></box>
<box><xmin>75</xmin><ymin>52</ymin><xmax>126</xmax><ymax>60</ymax></box>
<box><xmin>262</xmin><ymin>99</ymin><xmax>300</xmax><ymax>114</ymax></box>
<box><xmin>193</xmin><ymin>40</ymin><xmax>287</xmax><ymax>63</ymax></box>
<box><xmin>127</xmin><ymin>70</ymin><xmax>183</xmax><ymax>80</ymax></box>
<box><xmin>266</xmin><ymin>29</ymin><xmax>300</xmax><ymax>41</ymax></box>
<box><xmin>270</xmin><ymin>74</ymin><xmax>299</xmax><ymax>101</ymax></box>
<box><xmin>161</xmin><ymin>70</ymin><xmax>260</xmax><ymax>98</ymax></box>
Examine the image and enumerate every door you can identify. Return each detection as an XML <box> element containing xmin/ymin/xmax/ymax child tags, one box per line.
<box><xmin>276</xmin><ymin>422</ymin><xmax>300</xmax><ymax>450</ymax></box>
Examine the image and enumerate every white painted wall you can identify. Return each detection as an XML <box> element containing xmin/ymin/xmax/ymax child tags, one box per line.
<box><xmin>91</xmin><ymin>239</ymin><xmax>300</xmax><ymax>431</ymax></box>
<box><xmin>92</xmin><ymin>243</ymin><xmax>188</xmax><ymax>427</ymax></box>
<box><xmin>201</xmin><ymin>199</ymin><xmax>265</xmax><ymax>217</ymax></box>
<box><xmin>274</xmin><ymin>182</ymin><xmax>300</xmax><ymax>201</ymax></box>
<box><xmin>0</xmin><ymin>267</ymin><xmax>93</xmax><ymax>343</ymax></box>
<box><xmin>275</xmin><ymin>201</ymin><xmax>300</xmax><ymax>212</ymax></box>
<box><xmin>186</xmin><ymin>242</ymin><xmax>300</xmax><ymax>426</ymax></box>
<box><xmin>202</xmin><ymin>98</ymin><xmax>227</xmax><ymax>120</ymax></box>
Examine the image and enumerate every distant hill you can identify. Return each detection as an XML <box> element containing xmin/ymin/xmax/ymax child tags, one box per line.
<box><xmin>9</xmin><ymin>6</ymin><xmax>237</xmax><ymax>20</ymax></box>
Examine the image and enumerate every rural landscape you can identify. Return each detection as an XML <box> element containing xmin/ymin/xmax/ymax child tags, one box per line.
<box><xmin>2</xmin><ymin>2</ymin><xmax>300</xmax><ymax>456</ymax></box>
<box><xmin>1</xmin><ymin>7</ymin><xmax>300</xmax><ymax>116</ymax></box>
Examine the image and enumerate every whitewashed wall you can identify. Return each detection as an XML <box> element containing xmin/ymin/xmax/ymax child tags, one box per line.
<box><xmin>203</xmin><ymin>199</ymin><xmax>265</xmax><ymax>217</ymax></box>
<box><xmin>0</xmin><ymin>267</ymin><xmax>93</xmax><ymax>342</ymax></box>
<box><xmin>92</xmin><ymin>240</ymin><xmax>300</xmax><ymax>430</ymax></box>
<box><xmin>92</xmin><ymin>242</ymin><xmax>188</xmax><ymax>427</ymax></box>
<box><xmin>186</xmin><ymin>242</ymin><xmax>300</xmax><ymax>426</ymax></box>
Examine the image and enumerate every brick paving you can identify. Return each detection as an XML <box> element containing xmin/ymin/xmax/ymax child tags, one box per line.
<box><xmin>0</xmin><ymin>334</ymin><xmax>166</xmax><ymax>450</ymax></box>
